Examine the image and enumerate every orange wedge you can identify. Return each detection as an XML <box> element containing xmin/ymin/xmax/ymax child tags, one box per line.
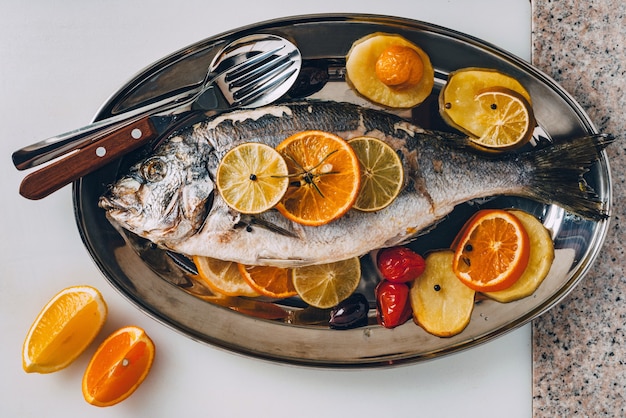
<box><xmin>22</xmin><ymin>285</ymin><xmax>107</xmax><ymax>373</ymax></box>
<box><xmin>238</xmin><ymin>264</ymin><xmax>297</xmax><ymax>299</ymax></box>
<box><xmin>452</xmin><ymin>209</ymin><xmax>530</xmax><ymax>292</ymax></box>
<box><xmin>82</xmin><ymin>326</ymin><xmax>155</xmax><ymax>407</ymax></box>
<box><xmin>276</xmin><ymin>130</ymin><xmax>361</xmax><ymax>226</ymax></box>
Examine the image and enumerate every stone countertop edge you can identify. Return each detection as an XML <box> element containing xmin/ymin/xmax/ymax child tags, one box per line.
<box><xmin>531</xmin><ymin>0</ymin><xmax>626</xmax><ymax>415</ymax></box>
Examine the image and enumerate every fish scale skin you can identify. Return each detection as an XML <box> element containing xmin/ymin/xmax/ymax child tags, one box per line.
<box><xmin>100</xmin><ymin>100</ymin><xmax>609</xmax><ymax>267</ymax></box>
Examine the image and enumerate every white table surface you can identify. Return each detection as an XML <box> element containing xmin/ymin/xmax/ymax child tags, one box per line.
<box><xmin>1</xmin><ymin>1</ymin><xmax>532</xmax><ymax>417</ymax></box>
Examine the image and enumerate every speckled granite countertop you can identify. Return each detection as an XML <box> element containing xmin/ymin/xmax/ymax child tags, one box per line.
<box><xmin>531</xmin><ymin>0</ymin><xmax>626</xmax><ymax>415</ymax></box>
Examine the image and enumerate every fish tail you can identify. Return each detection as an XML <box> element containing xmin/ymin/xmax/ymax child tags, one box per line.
<box><xmin>522</xmin><ymin>133</ymin><xmax>614</xmax><ymax>220</ymax></box>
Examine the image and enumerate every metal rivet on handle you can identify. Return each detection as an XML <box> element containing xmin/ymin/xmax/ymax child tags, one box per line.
<box><xmin>95</xmin><ymin>147</ymin><xmax>106</xmax><ymax>157</ymax></box>
<box><xmin>131</xmin><ymin>128</ymin><xmax>143</xmax><ymax>139</ymax></box>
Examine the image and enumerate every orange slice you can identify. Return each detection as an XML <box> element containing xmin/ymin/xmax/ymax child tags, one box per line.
<box><xmin>193</xmin><ymin>256</ymin><xmax>260</xmax><ymax>297</ymax></box>
<box><xmin>348</xmin><ymin>136</ymin><xmax>404</xmax><ymax>211</ymax></box>
<box><xmin>22</xmin><ymin>285</ymin><xmax>107</xmax><ymax>373</ymax></box>
<box><xmin>452</xmin><ymin>209</ymin><xmax>530</xmax><ymax>292</ymax></box>
<box><xmin>483</xmin><ymin>210</ymin><xmax>555</xmax><ymax>302</ymax></box>
<box><xmin>82</xmin><ymin>326</ymin><xmax>155</xmax><ymax>407</ymax></box>
<box><xmin>238</xmin><ymin>264</ymin><xmax>297</xmax><ymax>299</ymax></box>
<box><xmin>291</xmin><ymin>257</ymin><xmax>361</xmax><ymax>309</ymax></box>
<box><xmin>216</xmin><ymin>142</ymin><xmax>289</xmax><ymax>214</ymax></box>
<box><xmin>276</xmin><ymin>130</ymin><xmax>361</xmax><ymax>226</ymax></box>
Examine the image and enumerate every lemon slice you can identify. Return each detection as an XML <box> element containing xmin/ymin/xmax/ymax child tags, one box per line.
<box><xmin>348</xmin><ymin>136</ymin><xmax>404</xmax><ymax>212</ymax></box>
<box><xmin>470</xmin><ymin>88</ymin><xmax>535</xmax><ymax>150</ymax></box>
<box><xmin>216</xmin><ymin>142</ymin><xmax>289</xmax><ymax>214</ymax></box>
<box><xmin>292</xmin><ymin>257</ymin><xmax>361</xmax><ymax>309</ymax></box>
<box><xmin>193</xmin><ymin>256</ymin><xmax>260</xmax><ymax>297</ymax></box>
<box><xmin>22</xmin><ymin>285</ymin><xmax>108</xmax><ymax>373</ymax></box>
<box><xmin>439</xmin><ymin>67</ymin><xmax>534</xmax><ymax>148</ymax></box>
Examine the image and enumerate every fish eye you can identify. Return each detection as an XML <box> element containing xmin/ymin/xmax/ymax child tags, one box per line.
<box><xmin>141</xmin><ymin>157</ymin><xmax>168</xmax><ymax>182</ymax></box>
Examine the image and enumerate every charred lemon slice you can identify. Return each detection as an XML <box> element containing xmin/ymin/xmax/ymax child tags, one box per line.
<box><xmin>346</xmin><ymin>33</ymin><xmax>434</xmax><ymax>108</ymax></box>
<box><xmin>439</xmin><ymin>67</ymin><xmax>534</xmax><ymax>148</ymax></box>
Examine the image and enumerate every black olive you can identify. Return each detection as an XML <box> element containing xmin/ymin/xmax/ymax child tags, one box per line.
<box><xmin>329</xmin><ymin>293</ymin><xmax>369</xmax><ymax>330</ymax></box>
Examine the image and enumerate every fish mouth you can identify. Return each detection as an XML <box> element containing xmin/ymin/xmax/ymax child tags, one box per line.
<box><xmin>98</xmin><ymin>195</ymin><xmax>122</xmax><ymax>211</ymax></box>
<box><xmin>98</xmin><ymin>195</ymin><xmax>137</xmax><ymax>217</ymax></box>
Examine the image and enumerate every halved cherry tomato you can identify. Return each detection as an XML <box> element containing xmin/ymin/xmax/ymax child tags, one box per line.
<box><xmin>377</xmin><ymin>246</ymin><xmax>426</xmax><ymax>283</ymax></box>
<box><xmin>375</xmin><ymin>281</ymin><xmax>412</xmax><ymax>328</ymax></box>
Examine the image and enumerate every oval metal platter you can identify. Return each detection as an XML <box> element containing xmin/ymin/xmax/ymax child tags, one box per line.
<box><xmin>73</xmin><ymin>14</ymin><xmax>612</xmax><ymax>367</ymax></box>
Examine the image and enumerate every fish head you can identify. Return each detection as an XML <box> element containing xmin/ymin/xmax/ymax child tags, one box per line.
<box><xmin>99</xmin><ymin>134</ymin><xmax>215</xmax><ymax>245</ymax></box>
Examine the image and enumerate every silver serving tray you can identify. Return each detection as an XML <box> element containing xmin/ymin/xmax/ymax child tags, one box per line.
<box><xmin>73</xmin><ymin>14</ymin><xmax>611</xmax><ymax>367</ymax></box>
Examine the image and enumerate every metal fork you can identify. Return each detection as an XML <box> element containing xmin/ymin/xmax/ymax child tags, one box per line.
<box><xmin>18</xmin><ymin>34</ymin><xmax>301</xmax><ymax>200</ymax></box>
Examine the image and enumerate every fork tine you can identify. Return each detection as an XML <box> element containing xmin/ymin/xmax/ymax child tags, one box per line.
<box><xmin>234</xmin><ymin>66</ymin><xmax>299</xmax><ymax>106</ymax></box>
<box><xmin>210</xmin><ymin>35</ymin><xmax>301</xmax><ymax>108</ymax></box>
<box><xmin>224</xmin><ymin>45</ymin><xmax>286</xmax><ymax>81</ymax></box>
<box><xmin>229</xmin><ymin>53</ymin><xmax>293</xmax><ymax>88</ymax></box>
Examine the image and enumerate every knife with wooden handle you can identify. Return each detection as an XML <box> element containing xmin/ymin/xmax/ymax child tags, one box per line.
<box><xmin>17</xmin><ymin>34</ymin><xmax>301</xmax><ymax>200</ymax></box>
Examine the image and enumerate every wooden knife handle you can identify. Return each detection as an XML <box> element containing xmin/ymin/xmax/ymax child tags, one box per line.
<box><xmin>19</xmin><ymin>117</ymin><xmax>157</xmax><ymax>200</ymax></box>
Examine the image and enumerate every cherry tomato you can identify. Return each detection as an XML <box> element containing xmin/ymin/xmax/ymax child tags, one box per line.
<box><xmin>375</xmin><ymin>281</ymin><xmax>412</xmax><ymax>328</ymax></box>
<box><xmin>377</xmin><ymin>246</ymin><xmax>426</xmax><ymax>283</ymax></box>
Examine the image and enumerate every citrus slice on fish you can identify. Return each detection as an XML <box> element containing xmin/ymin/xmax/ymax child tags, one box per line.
<box><xmin>193</xmin><ymin>256</ymin><xmax>260</xmax><ymax>297</ymax></box>
<box><xmin>275</xmin><ymin>130</ymin><xmax>361</xmax><ymax>226</ymax></box>
<box><xmin>22</xmin><ymin>285</ymin><xmax>107</xmax><ymax>373</ymax></box>
<box><xmin>291</xmin><ymin>257</ymin><xmax>361</xmax><ymax>309</ymax></box>
<box><xmin>452</xmin><ymin>209</ymin><xmax>531</xmax><ymax>292</ymax></box>
<box><xmin>348</xmin><ymin>136</ymin><xmax>404</xmax><ymax>211</ymax></box>
<box><xmin>216</xmin><ymin>142</ymin><xmax>289</xmax><ymax>214</ymax></box>
<box><xmin>238</xmin><ymin>264</ymin><xmax>297</xmax><ymax>299</ymax></box>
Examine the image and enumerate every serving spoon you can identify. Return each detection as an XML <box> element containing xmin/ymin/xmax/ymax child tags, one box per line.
<box><xmin>17</xmin><ymin>34</ymin><xmax>301</xmax><ymax>200</ymax></box>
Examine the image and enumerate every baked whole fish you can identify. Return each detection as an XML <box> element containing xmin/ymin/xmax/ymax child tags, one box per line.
<box><xmin>99</xmin><ymin>100</ymin><xmax>612</xmax><ymax>267</ymax></box>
